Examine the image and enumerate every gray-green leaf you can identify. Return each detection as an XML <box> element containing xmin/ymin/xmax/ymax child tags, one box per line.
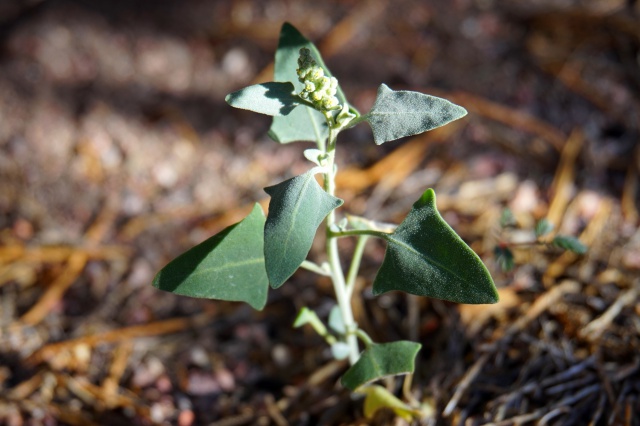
<box><xmin>535</xmin><ymin>219</ymin><xmax>554</xmax><ymax>238</ymax></box>
<box><xmin>268</xmin><ymin>23</ymin><xmax>347</xmax><ymax>144</ymax></box>
<box><xmin>341</xmin><ymin>341</ymin><xmax>421</xmax><ymax>391</ymax></box>
<box><xmin>225</xmin><ymin>82</ymin><xmax>299</xmax><ymax>116</ymax></box>
<box><xmin>264</xmin><ymin>170</ymin><xmax>343</xmax><ymax>288</ymax></box>
<box><xmin>152</xmin><ymin>204</ymin><xmax>269</xmax><ymax>310</ymax></box>
<box><xmin>365</xmin><ymin>84</ymin><xmax>468</xmax><ymax>145</ymax></box>
<box><xmin>552</xmin><ymin>235</ymin><xmax>587</xmax><ymax>254</ymax></box>
<box><xmin>373</xmin><ymin>189</ymin><xmax>498</xmax><ymax>304</ymax></box>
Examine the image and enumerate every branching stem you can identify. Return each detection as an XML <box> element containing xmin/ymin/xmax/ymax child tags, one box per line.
<box><xmin>324</xmin><ymin>117</ymin><xmax>361</xmax><ymax>365</ymax></box>
<box><xmin>300</xmin><ymin>260</ymin><xmax>331</xmax><ymax>276</ymax></box>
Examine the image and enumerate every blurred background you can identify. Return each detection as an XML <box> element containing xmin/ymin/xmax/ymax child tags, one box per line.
<box><xmin>0</xmin><ymin>0</ymin><xmax>639</xmax><ymax>424</ymax></box>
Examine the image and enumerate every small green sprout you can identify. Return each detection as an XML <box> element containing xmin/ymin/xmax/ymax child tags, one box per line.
<box><xmin>495</xmin><ymin>211</ymin><xmax>588</xmax><ymax>272</ymax></box>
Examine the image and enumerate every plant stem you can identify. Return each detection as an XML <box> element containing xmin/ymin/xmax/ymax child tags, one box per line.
<box><xmin>300</xmin><ymin>260</ymin><xmax>331</xmax><ymax>276</ymax></box>
<box><xmin>328</xmin><ymin>228</ymin><xmax>391</xmax><ymax>240</ymax></box>
<box><xmin>345</xmin><ymin>236</ymin><xmax>369</xmax><ymax>299</ymax></box>
<box><xmin>324</xmin><ymin>124</ymin><xmax>360</xmax><ymax>365</ymax></box>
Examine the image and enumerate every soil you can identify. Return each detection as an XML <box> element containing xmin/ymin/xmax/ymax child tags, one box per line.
<box><xmin>0</xmin><ymin>1</ymin><xmax>639</xmax><ymax>425</ymax></box>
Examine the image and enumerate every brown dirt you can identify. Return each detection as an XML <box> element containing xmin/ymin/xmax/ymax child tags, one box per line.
<box><xmin>0</xmin><ymin>1</ymin><xmax>639</xmax><ymax>425</ymax></box>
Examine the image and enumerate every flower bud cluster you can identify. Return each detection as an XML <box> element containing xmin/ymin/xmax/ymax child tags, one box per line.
<box><xmin>296</xmin><ymin>48</ymin><xmax>340</xmax><ymax>111</ymax></box>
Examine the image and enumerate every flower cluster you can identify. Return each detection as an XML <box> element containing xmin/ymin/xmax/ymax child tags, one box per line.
<box><xmin>297</xmin><ymin>48</ymin><xmax>340</xmax><ymax>111</ymax></box>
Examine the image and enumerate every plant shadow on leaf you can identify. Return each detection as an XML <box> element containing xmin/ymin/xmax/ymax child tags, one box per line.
<box><xmin>153</xmin><ymin>204</ymin><xmax>269</xmax><ymax>310</ymax></box>
<box><xmin>153</xmin><ymin>225</ymin><xmax>237</xmax><ymax>294</ymax></box>
<box><xmin>225</xmin><ymin>82</ymin><xmax>299</xmax><ymax>116</ymax></box>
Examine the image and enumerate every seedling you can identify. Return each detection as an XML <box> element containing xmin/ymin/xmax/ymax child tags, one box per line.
<box><xmin>153</xmin><ymin>23</ymin><xmax>499</xmax><ymax>417</ymax></box>
<box><xmin>495</xmin><ymin>211</ymin><xmax>588</xmax><ymax>272</ymax></box>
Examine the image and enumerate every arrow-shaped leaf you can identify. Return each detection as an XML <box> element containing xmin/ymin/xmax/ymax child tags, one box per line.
<box><xmin>225</xmin><ymin>82</ymin><xmax>299</xmax><ymax>116</ymax></box>
<box><xmin>373</xmin><ymin>189</ymin><xmax>498</xmax><ymax>304</ymax></box>
<box><xmin>365</xmin><ymin>84</ymin><xmax>467</xmax><ymax>145</ymax></box>
<box><xmin>341</xmin><ymin>341</ymin><xmax>421</xmax><ymax>391</ymax></box>
<box><xmin>268</xmin><ymin>23</ymin><xmax>347</xmax><ymax>144</ymax></box>
<box><xmin>152</xmin><ymin>204</ymin><xmax>269</xmax><ymax>310</ymax></box>
<box><xmin>264</xmin><ymin>170</ymin><xmax>343</xmax><ymax>288</ymax></box>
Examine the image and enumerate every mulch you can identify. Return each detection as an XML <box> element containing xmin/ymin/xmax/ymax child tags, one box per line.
<box><xmin>0</xmin><ymin>1</ymin><xmax>638</xmax><ymax>425</ymax></box>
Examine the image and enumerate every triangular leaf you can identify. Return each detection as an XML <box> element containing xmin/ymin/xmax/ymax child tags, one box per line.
<box><xmin>264</xmin><ymin>170</ymin><xmax>343</xmax><ymax>288</ymax></box>
<box><xmin>365</xmin><ymin>84</ymin><xmax>467</xmax><ymax>145</ymax></box>
<box><xmin>340</xmin><ymin>341</ymin><xmax>421</xmax><ymax>391</ymax></box>
<box><xmin>152</xmin><ymin>204</ymin><xmax>269</xmax><ymax>310</ymax></box>
<box><xmin>268</xmin><ymin>22</ymin><xmax>347</xmax><ymax>144</ymax></box>
<box><xmin>225</xmin><ymin>82</ymin><xmax>299</xmax><ymax>116</ymax></box>
<box><xmin>359</xmin><ymin>385</ymin><xmax>425</xmax><ymax>421</ymax></box>
<box><xmin>373</xmin><ymin>189</ymin><xmax>498</xmax><ymax>304</ymax></box>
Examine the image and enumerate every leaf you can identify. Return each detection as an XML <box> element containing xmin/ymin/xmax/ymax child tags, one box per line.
<box><xmin>331</xmin><ymin>342</ymin><xmax>350</xmax><ymax>360</ymax></box>
<box><xmin>293</xmin><ymin>306</ymin><xmax>317</xmax><ymax>328</ymax></box>
<box><xmin>269</xmin><ymin>108</ymin><xmax>329</xmax><ymax>144</ymax></box>
<box><xmin>552</xmin><ymin>235</ymin><xmax>587</xmax><ymax>254</ymax></box>
<box><xmin>365</xmin><ymin>84</ymin><xmax>467</xmax><ymax>145</ymax></box>
<box><xmin>328</xmin><ymin>305</ymin><xmax>346</xmax><ymax>334</ymax></box>
<box><xmin>268</xmin><ymin>22</ymin><xmax>347</xmax><ymax>144</ymax></box>
<box><xmin>372</xmin><ymin>189</ymin><xmax>499</xmax><ymax>304</ymax></box>
<box><xmin>494</xmin><ymin>246</ymin><xmax>515</xmax><ymax>272</ymax></box>
<box><xmin>152</xmin><ymin>204</ymin><xmax>269</xmax><ymax>310</ymax></box>
<box><xmin>359</xmin><ymin>385</ymin><xmax>425</xmax><ymax>421</ymax></box>
<box><xmin>225</xmin><ymin>82</ymin><xmax>299</xmax><ymax>116</ymax></box>
<box><xmin>500</xmin><ymin>208</ymin><xmax>517</xmax><ymax>228</ymax></box>
<box><xmin>535</xmin><ymin>219</ymin><xmax>554</xmax><ymax>238</ymax></box>
<box><xmin>264</xmin><ymin>170</ymin><xmax>343</xmax><ymax>288</ymax></box>
<box><xmin>303</xmin><ymin>148</ymin><xmax>327</xmax><ymax>166</ymax></box>
<box><xmin>340</xmin><ymin>341</ymin><xmax>421</xmax><ymax>391</ymax></box>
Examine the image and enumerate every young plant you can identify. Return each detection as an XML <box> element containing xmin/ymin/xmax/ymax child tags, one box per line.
<box><xmin>494</xmin><ymin>211</ymin><xmax>588</xmax><ymax>272</ymax></box>
<box><xmin>153</xmin><ymin>23</ymin><xmax>499</xmax><ymax>410</ymax></box>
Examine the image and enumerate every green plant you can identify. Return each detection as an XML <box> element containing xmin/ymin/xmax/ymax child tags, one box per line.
<box><xmin>494</xmin><ymin>211</ymin><xmax>588</xmax><ymax>272</ymax></box>
<box><xmin>153</xmin><ymin>23</ymin><xmax>498</xmax><ymax>417</ymax></box>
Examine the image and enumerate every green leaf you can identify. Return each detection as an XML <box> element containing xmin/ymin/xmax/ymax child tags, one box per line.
<box><xmin>225</xmin><ymin>82</ymin><xmax>299</xmax><ymax>116</ymax></box>
<box><xmin>152</xmin><ymin>204</ymin><xmax>268</xmax><ymax>310</ymax></box>
<box><xmin>364</xmin><ymin>84</ymin><xmax>468</xmax><ymax>145</ymax></box>
<box><xmin>535</xmin><ymin>219</ymin><xmax>554</xmax><ymax>238</ymax></box>
<box><xmin>373</xmin><ymin>189</ymin><xmax>498</xmax><ymax>304</ymax></box>
<box><xmin>293</xmin><ymin>306</ymin><xmax>317</xmax><ymax>328</ymax></box>
<box><xmin>328</xmin><ymin>305</ymin><xmax>346</xmax><ymax>334</ymax></box>
<box><xmin>500</xmin><ymin>208</ymin><xmax>517</xmax><ymax>228</ymax></box>
<box><xmin>264</xmin><ymin>170</ymin><xmax>343</xmax><ymax>288</ymax></box>
<box><xmin>331</xmin><ymin>342</ymin><xmax>350</xmax><ymax>360</ymax></box>
<box><xmin>268</xmin><ymin>22</ymin><xmax>347</xmax><ymax>144</ymax></box>
<box><xmin>552</xmin><ymin>235</ymin><xmax>587</xmax><ymax>254</ymax></box>
<box><xmin>340</xmin><ymin>341</ymin><xmax>421</xmax><ymax>391</ymax></box>
<box><xmin>494</xmin><ymin>246</ymin><xmax>515</xmax><ymax>272</ymax></box>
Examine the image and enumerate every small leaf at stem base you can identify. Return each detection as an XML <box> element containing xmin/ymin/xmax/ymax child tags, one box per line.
<box><xmin>340</xmin><ymin>341</ymin><xmax>421</xmax><ymax>391</ymax></box>
<box><xmin>359</xmin><ymin>385</ymin><xmax>426</xmax><ymax>421</ymax></box>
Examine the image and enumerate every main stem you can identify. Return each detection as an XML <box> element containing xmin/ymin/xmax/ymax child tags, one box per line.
<box><xmin>324</xmin><ymin>125</ymin><xmax>360</xmax><ymax>365</ymax></box>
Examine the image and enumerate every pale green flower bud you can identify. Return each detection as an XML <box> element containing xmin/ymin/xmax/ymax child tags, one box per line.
<box><xmin>295</xmin><ymin>48</ymin><xmax>341</xmax><ymax>112</ymax></box>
